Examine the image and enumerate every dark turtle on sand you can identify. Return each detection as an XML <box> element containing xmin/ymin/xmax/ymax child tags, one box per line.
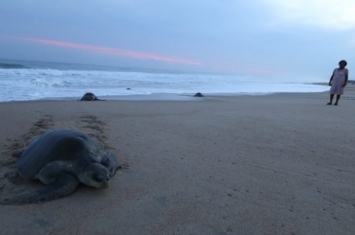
<box><xmin>80</xmin><ymin>92</ymin><xmax>106</xmax><ymax>101</ymax></box>
<box><xmin>1</xmin><ymin>129</ymin><xmax>119</xmax><ymax>205</ymax></box>
<box><xmin>194</xmin><ymin>92</ymin><xmax>204</xmax><ymax>97</ymax></box>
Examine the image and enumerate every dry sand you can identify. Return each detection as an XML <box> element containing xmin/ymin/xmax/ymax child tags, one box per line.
<box><xmin>1</xmin><ymin>89</ymin><xmax>355</xmax><ymax>235</ymax></box>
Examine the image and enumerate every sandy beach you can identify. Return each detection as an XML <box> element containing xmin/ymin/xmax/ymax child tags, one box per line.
<box><xmin>1</xmin><ymin>89</ymin><xmax>355</xmax><ymax>235</ymax></box>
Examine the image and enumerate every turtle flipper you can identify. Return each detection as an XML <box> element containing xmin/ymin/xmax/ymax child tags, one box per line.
<box><xmin>1</xmin><ymin>173</ymin><xmax>79</xmax><ymax>205</ymax></box>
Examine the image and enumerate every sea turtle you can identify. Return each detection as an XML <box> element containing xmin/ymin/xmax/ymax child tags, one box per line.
<box><xmin>1</xmin><ymin>129</ymin><xmax>119</xmax><ymax>205</ymax></box>
<box><xmin>80</xmin><ymin>92</ymin><xmax>106</xmax><ymax>101</ymax></box>
<box><xmin>194</xmin><ymin>92</ymin><xmax>204</xmax><ymax>97</ymax></box>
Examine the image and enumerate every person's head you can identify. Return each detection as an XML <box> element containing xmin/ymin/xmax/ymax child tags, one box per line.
<box><xmin>339</xmin><ymin>60</ymin><xmax>347</xmax><ymax>68</ymax></box>
<box><xmin>79</xmin><ymin>163</ymin><xmax>111</xmax><ymax>188</ymax></box>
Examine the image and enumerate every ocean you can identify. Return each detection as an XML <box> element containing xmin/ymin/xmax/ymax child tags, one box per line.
<box><xmin>0</xmin><ymin>59</ymin><xmax>328</xmax><ymax>102</ymax></box>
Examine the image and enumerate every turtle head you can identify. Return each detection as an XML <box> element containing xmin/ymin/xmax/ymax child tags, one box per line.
<box><xmin>79</xmin><ymin>163</ymin><xmax>111</xmax><ymax>188</ymax></box>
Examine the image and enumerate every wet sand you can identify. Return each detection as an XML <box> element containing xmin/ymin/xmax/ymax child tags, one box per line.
<box><xmin>1</xmin><ymin>90</ymin><xmax>355</xmax><ymax>235</ymax></box>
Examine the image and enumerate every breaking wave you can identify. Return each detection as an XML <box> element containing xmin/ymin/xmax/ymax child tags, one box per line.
<box><xmin>0</xmin><ymin>61</ymin><xmax>328</xmax><ymax>102</ymax></box>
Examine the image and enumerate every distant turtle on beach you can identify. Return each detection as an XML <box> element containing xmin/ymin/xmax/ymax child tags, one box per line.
<box><xmin>1</xmin><ymin>129</ymin><xmax>119</xmax><ymax>205</ymax></box>
<box><xmin>194</xmin><ymin>92</ymin><xmax>204</xmax><ymax>97</ymax></box>
<box><xmin>80</xmin><ymin>92</ymin><xmax>106</xmax><ymax>101</ymax></box>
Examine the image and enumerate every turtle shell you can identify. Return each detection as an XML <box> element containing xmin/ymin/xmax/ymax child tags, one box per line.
<box><xmin>17</xmin><ymin>130</ymin><xmax>104</xmax><ymax>179</ymax></box>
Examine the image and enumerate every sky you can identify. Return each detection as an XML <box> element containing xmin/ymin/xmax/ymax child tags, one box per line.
<box><xmin>0</xmin><ymin>0</ymin><xmax>354</xmax><ymax>79</ymax></box>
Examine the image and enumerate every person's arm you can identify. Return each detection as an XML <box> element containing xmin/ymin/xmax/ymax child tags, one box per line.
<box><xmin>329</xmin><ymin>74</ymin><xmax>334</xmax><ymax>86</ymax></box>
<box><xmin>343</xmin><ymin>71</ymin><xmax>348</xmax><ymax>87</ymax></box>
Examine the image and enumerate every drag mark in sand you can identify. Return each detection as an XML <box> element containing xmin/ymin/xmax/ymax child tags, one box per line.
<box><xmin>79</xmin><ymin>115</ymin><xmax>109</xmax><ymax>150</ymax></box>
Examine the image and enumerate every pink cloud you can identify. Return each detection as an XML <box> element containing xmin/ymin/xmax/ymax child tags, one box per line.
<box><xmin>14</xmin><ymin>36</ymin><xmax>202</xmax><ymax>66</ymax></box>
<box><xmin>1</xmin><ymin>35</ymin><xmax>275</xmax><ymax>75</ymax></box>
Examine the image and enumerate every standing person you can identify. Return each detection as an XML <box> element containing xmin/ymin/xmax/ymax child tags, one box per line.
<box><xmin>327</xmin><ymin>60</ymin><xmax>349</xmax><ymax>105</ymax></box>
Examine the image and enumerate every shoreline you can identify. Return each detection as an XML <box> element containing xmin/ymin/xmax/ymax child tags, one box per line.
<box><xmin>0</xmin><ymin>89</ymin><xmax>331</xmax><ymax>103</ymax></box>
